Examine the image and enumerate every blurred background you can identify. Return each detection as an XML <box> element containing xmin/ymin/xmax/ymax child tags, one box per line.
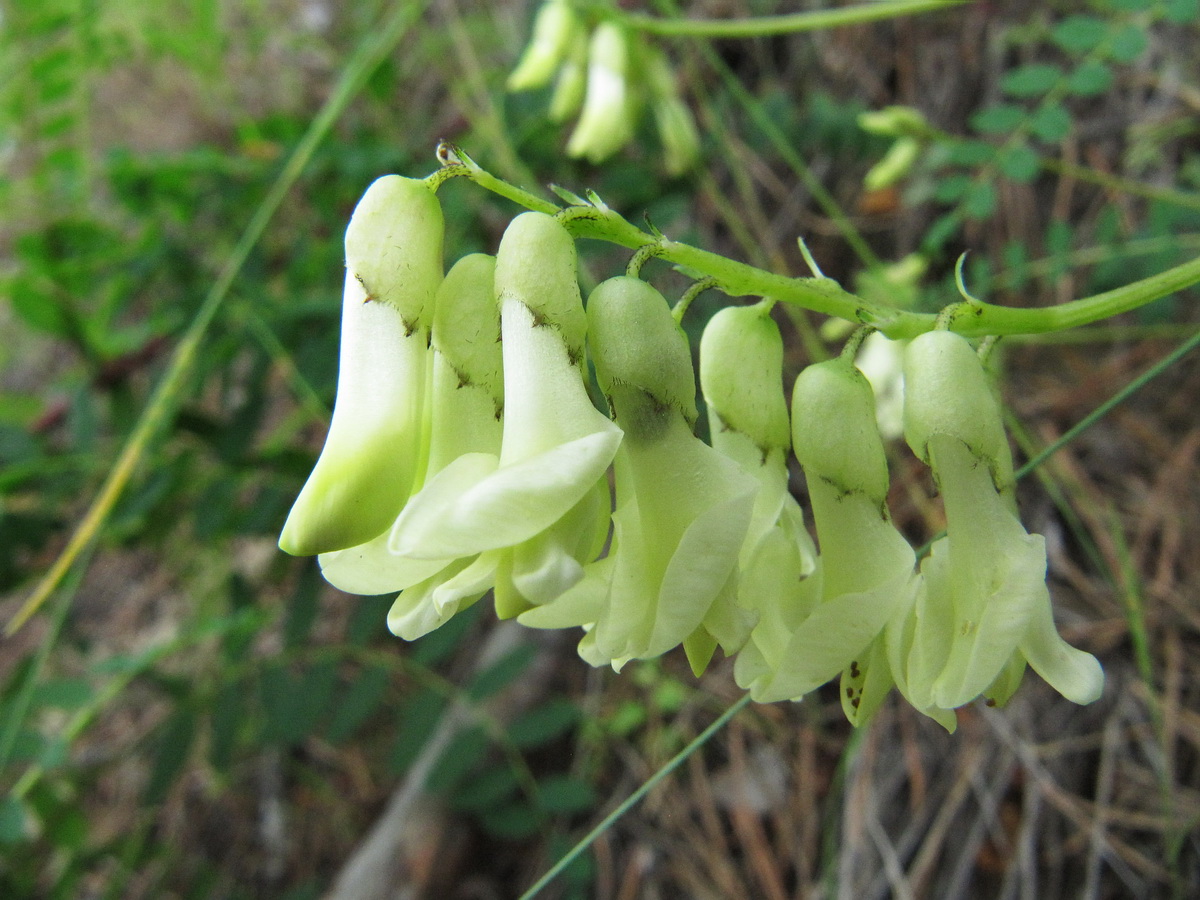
<box><xmin>1</xmin><ymin>1</ymin><xmax>1198</xmax><ymax>897</ymax></box>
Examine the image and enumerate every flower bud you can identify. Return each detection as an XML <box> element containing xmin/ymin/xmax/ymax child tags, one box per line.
<box><xmin>735</xmin><ymin>357</ymin><xmax>914</xmax><ymax>708</ymax></box>
<box><xmin>792</xmin><ymin>358</ymin><xmax>890</xmax><ymax>507</ymax></box>
<box><xmin>561</xmin><ymin>276</ymin><xmax>755</xmax><ymax>669</ymax></box>
<box><xmin>431</xmin><ymin>252</ymin><xmax>503</xmax><ymax>421</ymax></box>
<box><xmin>317</xmin><ymin>253</ymin><xmax>503</xmax><ymax>607</ymax></box>
<box><xmin>902</xmin><ymin>330</ymin><xmax>1009</xmax><ymax>479</ymax></box>
<box><xmin>587</xmin><ymin>275</ymin><xmax>697</xmax><ymax>432</ymax></box>
<box><xmin>646</xmin><ymin>49</ymin><xmax>699</xmax><ymax>176</ymax></box>
<box><xmin>566</xmin><ymin>22</ymin><xmax>635</xmax><ymax>163</ymax></box>
<box><xmin>891</xmin><ymin>329</ymin><xmax>1103</xmax><ymax>715</ymax></box>
<box><xmin>507</xmin><ymin>0</ymin><xmax>585</xmax><ymax>92</ymax></box>
<box><xmin>858</xmin><ymin>105</ymin><xmax>928</xmax><ymax>137</ymax></box>
<box><xmin>700</xmin><ymin>303</ymin><xmax>791</xmax><ymax>457</ymax></box>
<box><xmin>549</xmin><ymin>39</ymin><xmax>588</xmax><ymax>122</ymax></box>
<box><xmin>388</xmin><ymin>214</ymin><xmax>620</xmax><ymax>620</ymax></box>
<box><xmin>864</xmin><ymin>136</ymin><xmax>920</xmax><ymax>191</ymax></box>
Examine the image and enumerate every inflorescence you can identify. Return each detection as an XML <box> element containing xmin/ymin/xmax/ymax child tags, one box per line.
<box><xmin>278</xmin><ymin>174</ymin><xmax>1104</xmax><ymax>731</ymax></box>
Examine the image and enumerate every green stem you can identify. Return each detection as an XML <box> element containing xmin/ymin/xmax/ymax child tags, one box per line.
<box><xmin>455</xmin><ymin>159</ymin><xmax>1200</xmax><ymax>339</ymax></box>
<box><xmin>616</xmin><ymin>0</ymin><xmax>965</xmax><ymax>38</ymax></box>
<box><xmin>517</xmin><ymin>694</ymin><xmax>753</xmax><ymax>899</ymax></box>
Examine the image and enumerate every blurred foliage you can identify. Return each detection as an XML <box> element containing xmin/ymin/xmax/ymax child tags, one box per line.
<box><xmin>1</xmin><ymin>0</ymin><xmax>1198</xmax><ymax>898</ymax></box>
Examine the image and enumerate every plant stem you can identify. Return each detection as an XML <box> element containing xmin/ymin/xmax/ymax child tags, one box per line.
<box><xmin>616</xmin><ymin>0</ymin><xmax>965</xmax><ymax>39</ymax></box>
<box><xmin>449</xmin><ymin>150</ymin><xmax>1200</xmax><ymax>340</ymax></box>
<box><xmin>517</xmin><ymin>694</ymin><xmax>753</xmax><ymax>899</ymax></box>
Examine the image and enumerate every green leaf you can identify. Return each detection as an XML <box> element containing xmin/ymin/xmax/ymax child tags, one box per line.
<box><xmin>1166</xmin><ymin>0</ymin><xmax>1199</xmax><ymax>24</ymax></box>
<box><xmin>934</xmin><ymin>173</ymin><xmax>972</xmax><ymax>204</ymax></box>
<box><xmin>467</xmin><ymin>644</ymin><xmax>537</xmax><ymax>701</ymax></box>
<box><xmin>921</xmin><ymin>212</ymin><xmax>962</xmax><ymax>253</ymax></box>
<box><xmin>144</xmin><ymin>708</ymin><xmax>196</xmax><ymax>804</ymax></box>
<box><xmin>209</xmin><ymin>681</ymin><xmax>244</xmax><ymax>772</ymax></box>
<box><xmin>388</xmin><ymin>687</ymin><xmax>446</xmax><ymax>775</ymax></box>
<box><xmin>1108</xmin><ymin>24</ymin><xmax>1148</xmax><ymax>61</ymax></box>
<box><xmin>283</xmin><ymin>565</ymin><xmax>321</xmax><ymax>649</ymax></box>
<box><xmin>1052</xmin><ymin>15</ymin><xmax>1108</xmax><ymax>54</ymax></box>
<box><xmin>1067</xmin><ymin>60</ymin><xmax>1114</xmax><ymax>96</ymax></box>
<box><xmin>537</xmin><ymin>775</ymin><xmax>597</xmax><ymax>814</ymax></box>
<box><xmin>346</xmin><ymin>594</ymin><xmax>395</xmax><ymax>646</ymax></box>
<box><xmin>964</xmin><ymin>182</ymin><xmax>997</xmax><ymax>220</ymax></box>
<box><xmin>507</xmin><ymin>699</ymin><xmax>581</xmax><ymax>750</ymax></box>
<box><xmin>999</xmin><ymin>145</ymin><xmax>1041</xmax><ymax>182</ymax></box>
<box><xmin>970</xmin><ymin>104</ymin><xmax>1024</xmax><ymax>135</ymax></box>
<box><xmin>0</xmin><ymin>795</ymin><xmax>28</xmax><ymax>844</ymax></box>
<box><xmin>1030</xmin><ymin>105</ymin><xmax>1072</xmax><ymax>143</ymax></box>
<box><xmin>945</xmin><ymin>140</ymin><xmax>994</xmax><ymax>166</ymax></box>
<box><xmin>1001</xmin><ymin>241</ymin><xmax>1031</xmax><ymax>292</ymax></box>
<box><xmin>426</xmin><ymin>726</ymin><xmax>490</xmax><ymax>793</ymax></box>
<box><xmin>30</xmin><ymin>678</ymin><xmax>93</xmax><ymax>710</ymax></box>
<box><xmin>325</xmin><ymin>665</ymin><xmax>391</xmax><ymax>744</ymax></box>
<box><xmin>1001</xmin><ymin>63</ymin><xmax>1062</xmax><ymax>98</ymax></box>
<box><xmin>450</xmin><ymin>766</ymin><xmax>519</xmax><ymax>812</ymax></box>
<box><xmin>479</xmin><ymin>803</ymin><xmax>542</xmax><ymax>840</ymax></box>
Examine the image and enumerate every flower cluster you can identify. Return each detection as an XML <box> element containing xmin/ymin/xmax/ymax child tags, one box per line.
<box><xmin>506</xmin><ymin>1</ymin><xmax>699</xmax><ymax>174</ymax></box>
<box><xmin>281</xmin><ymin>177</ymin><xmax>1104</xmax><ymax>730</ymax></box>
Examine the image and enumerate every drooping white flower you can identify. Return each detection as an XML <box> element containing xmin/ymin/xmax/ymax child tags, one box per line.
<box><xmin>278</xmin><ymin>175</ymin><xmax>442</xmax><ymax>557</ymax></box>
<box><xmin>317</xmin><ymin>253</ymin><xmax>504</xmax><ymax>638</ymax></box>
<box><xmin>523</xmin><ymin>276</ymin><xmax>757</xmax><ymax>673</ymax></box>
<box><xmin>387</xmin><ymin>212</ymin><xmax>621</xmax><ymax>618</ymax></box>
<box><xmin>889</xmin><ymin>330</ymin><xmax>1103</xmax><ymax>723</ymax></box>
<box><xmin>566</xmin><ymin>22</ymin><xmax>636</xmax><ymax>164</ymax></box>
<box><xmin>697</xmin><ymin>303</ymin><xmax>819</xmax><ymax>684</ymax></box>
<box><xmin>507</xmin><ymin>0</ymin><xmax>585</xmax><ymax>92</ymax></box>
<box><xmin>738</xmin><ymin>356</ymin><xmax>917</xmax><ymax>723</ymax></box>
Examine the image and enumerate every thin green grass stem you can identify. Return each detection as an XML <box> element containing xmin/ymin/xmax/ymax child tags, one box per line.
<box><xmin>6</xmin><ymin>0</ymin><xmax>431</xmax><ymax>635</ymax></box>
<box><xmin>518</xmin><ymin>693</ymin><xmax>753</xmax><ymax>899</ymax></box>
<box><xmin>0</xmin><ymin>558</ymin><xmax>87</xmax><ymax>773</ymax></box>
<box><xmin>1013</xmin><ymin>327</ymin><xmax>1200</xmax><ymax>481</ymax></box>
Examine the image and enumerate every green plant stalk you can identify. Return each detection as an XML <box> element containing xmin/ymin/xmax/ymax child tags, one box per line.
<box><xmin>518</xmin><ymin>694</ymin><xmax>753</xmax><ymax>899</ymax></box>
<box><xmin>6</xmin><ymin>0</ymin><xmax>432</xmax><ymax>635</ymax></box>
<box><xmin>447</xmin><ymin>150</ymin><xmax>1200</xmax><ymax>339</ymax></box>
<box><xmin>616</xmin><ymin>0</ymin><xmax>965</xmax><ymax>38</ymax></box>
<box><xmin>0</xmin><ymin>561</ymin><xmax>84</xmax><ymax>774</ymax></box>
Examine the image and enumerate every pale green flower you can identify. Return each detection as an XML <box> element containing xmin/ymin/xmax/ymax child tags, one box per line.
<box><xmin>646</xmin><ymin>48</ymin><xmax>699</xmax><ymax>176</ymax></box>
<box><xmin>507</xmin><ymin>0</ymin><xmax>585</xmax><ymax>92</ymax></box>
<box><xmin>548</xmin><ymin>38</ymin><xmax>588</xmax><ymax>123</ymax></box>
<box><xmin>737</xmin><ymin>356</ymin><xmax>916</xmax><ymax>721</ymax></box>
<box><xmin>566</xmin><ymin>22</ymin><xmax>636</xmax><ymax>164</ymax></box>
<box><xmin>888</xmin><ymin>330</ymin><xmax>1103</xmax><ymax>723</ymax></box>
<box><xmin>696</xmin><ymin>304</ymin><xmax>819</xmax><ymax>687</ymax></box>
<box><xmin>523</xmin><ymin>277</ymin><xmax>757</xmax><ymax>673</ymax></box>
<box><xmin>317</xmin><ymin>254</ymin><xmax>503</xmax><ymax>638</ymax></box>
<box><xmin>278</xmin><ymin>175</ymin><xmax>442</xmax><ymax>557</ymax></box>
<box><xmin>387</xmin><ymin>213</ymin><xmax>621</xmax><ymax>618</ymax></box>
